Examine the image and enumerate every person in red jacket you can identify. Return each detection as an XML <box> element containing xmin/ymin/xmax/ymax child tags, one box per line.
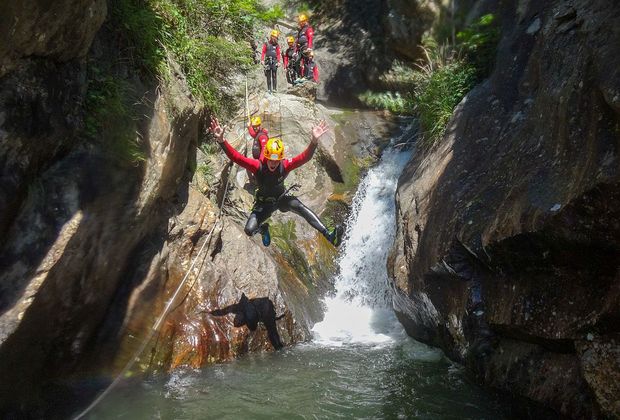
<box><xmin>295</xmin><ymin>14</ymin><xmax>315</xmax><ymax>84</ymax></box>
<box><xmin>248</xmin><ymin>115</ymin><xmax>269</xmax><ymax>160</ymax></box>
<box><xmin>261</xmin><ymin>29</ymin><xmax>281</xmax><ymax>93</ymax></box>
<box><xmin>209</xmin><ymin>118</ymin><xmax>343</xmax><ymax>247</ymax></box>
<box><xmin>302</xmin><ymin>49</ymin><xmax>319</xmax><ymax>82</ymax></box>
<box><xmin>295</xmin><ymin>14</ymin><xmax>314</xmax><ymax>53</ymax></box>
<box><xmin>282</xmin><ymin>35</ymin><xmax>300</xmax><ymax>85</ymax></box>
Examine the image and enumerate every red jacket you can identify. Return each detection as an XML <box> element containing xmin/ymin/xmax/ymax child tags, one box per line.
<box><xmin>296</xmin><ymin>24</ymin><xmax>314</xmax><ymax>52</ymax></box>
<box><xmin>248</xmin><ymin>124</ymin><xmax>269</xmax><ymax>161</ymax></box>
<box><xmin>261</xmin><ymin>41</ymin><xmax>281</xmax><ymax>63</ymax></box>
<box><xmin>220</xmin><ymin>139</ymin><xmax>316</xmax><ymax>175</ymax></box>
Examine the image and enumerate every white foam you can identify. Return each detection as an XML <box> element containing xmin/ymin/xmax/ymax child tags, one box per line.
<box><xmin>312</xmin><ymin>141</ymin><xmax>414</xmax><ymax>346</ymax></box>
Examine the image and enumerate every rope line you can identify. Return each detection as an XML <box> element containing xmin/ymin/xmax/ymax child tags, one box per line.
<box><xmin>73</xmin><ymin>78</ymin><xmax>250</xmax><ymax>420</ymax></box>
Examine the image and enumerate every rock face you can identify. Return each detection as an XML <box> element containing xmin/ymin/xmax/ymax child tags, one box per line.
<box><xmin>0</xmin><ymin>1</ymin><xmax>395</xmax><ymax>415</ymax></box>
<box><xmin>389</xmin><ymin>0</ymin><xmax>620</xmax><ymax>418</ymax></box>
<box><xmin>313</xmin><ymin>0</ymin><xmax>482</xmax><ymax>105</ymax></box>
<box><xmin>0</xmin><ymin>0</ymin><xmax>107</xmax><ymax>77</ymax></box>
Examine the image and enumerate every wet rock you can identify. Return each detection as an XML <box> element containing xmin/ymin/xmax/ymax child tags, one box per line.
<box><xmin>389</xmin><ymin>0</ymin><xmax>620</xmax><ymax>417</ymax></box>
<box><xmin>576</xmin><ymin>334</ymin><xmax>620</xmax><ymax>418</ymax></box>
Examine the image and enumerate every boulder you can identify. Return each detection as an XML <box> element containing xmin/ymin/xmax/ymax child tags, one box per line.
<box><xmin>389</xmin><ymin>0</ymin><xmax>620</xmax><ymax>417</ymax></box>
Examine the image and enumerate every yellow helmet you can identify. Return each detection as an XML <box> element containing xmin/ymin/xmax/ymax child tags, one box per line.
<box><xmin>298</xmin><ymin>14</ymin><xmax>308</xmax><ymax>24</ymax></box>
<box><xmin>251</xmin><ymin>116</ymin><xmax>261</xmax><ymax>127</ymax></box>
<box><xmin>263</xmin><ymin>137</ymin><xmax>284</xmax><ymax>161</ymax></box>
<box><xmin>286</xmin><ymin>35</ymin><xmax>295</xmax><ymax>45</ymax></box>
<box><xmin>270</xmin><ymin>29</ymin><xmax>279</xmax><ymax>38</ymax></box>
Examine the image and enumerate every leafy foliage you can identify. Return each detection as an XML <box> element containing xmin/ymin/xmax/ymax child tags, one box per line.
<box><xmin>84</xmin><ymin>68</ymin><xmax>146</xmax><ymax>165</ymax></box>
<box><xmin>359</xmin><ymin>14</ymin><xmax>499</xmax><ymax>147</ymax></box>
<box><xmin>457</xmin><ymin>14</ymin><xmax>500</xmax><ymax>79</ymax></box>
<box><xmin>107</xmin><ymin>0</ymin><xmax>283</xmax><ymax>113</ymax></box>
<box><xmin>358</xmin><ymin>91</ymin><xmax>414</xmax><ymax>115</ymax></box>
<box><xmin>197</xmin><ymin>162</ymin><xmax>214</xmax><ymax>182</ymax></box>
<box><xmin>413</xmin><ymin>60</ymin><xmax>476</xmax><ymax>145</ymax></box>
<box><xmin>84</xmin><ymin>0</ymin><xmax>282</xmax><ymax>162</ymax></box>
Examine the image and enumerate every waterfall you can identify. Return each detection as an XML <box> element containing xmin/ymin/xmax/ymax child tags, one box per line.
<box><xmin>312</xmin><ymin>134</ymin><xmax>414</xmax><ymax>347</ymax></box>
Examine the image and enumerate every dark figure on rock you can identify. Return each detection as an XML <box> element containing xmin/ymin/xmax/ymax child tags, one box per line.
<box><xmin>209</xmin><ymin>118</ymin><xmax>343</xmax><ymax>248</ymax></box>
<box><xmin>210</xmin><ymin>293</ymin><xmax>285</xmax><ymax>350</ymax></box>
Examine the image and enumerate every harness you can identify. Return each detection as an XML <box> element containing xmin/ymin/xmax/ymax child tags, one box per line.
<box><xmin>284</xmin><ymin>47</ymin><xmax>296</xmax><ymax>67</ymax></box>
<box><xmin>254</xmin><ymin>162</ymin><xmax>287</xmax><ymax>204</ymax></box>
<box><xmin>264</xmin><ymin>41</ymin><xmax>278</xmax><ymax>58</ymax></box>
<box><xmin>296</xmin><ymin>25</ymin><xmax>311</xmax><ymax>52</ymax></box>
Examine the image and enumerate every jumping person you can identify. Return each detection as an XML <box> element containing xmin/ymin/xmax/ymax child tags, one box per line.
<box><xmin>261</xmin><ymin>30</ymin><xmax>281</xmax><ymax>93</ymax></box>
<box><xmin>209</xmin><ymin>118</ymin><xmax>343</xmax><ymax>247</ymax></box>
<box><xmin>282</xmin><ymin>35</ymin><xmax>300</xmax><ymax>85</ymax></box>
<box><xmin>248</xmin><ymin>115</ymin><xmax>269</xmax><ymax>160</ymax></box>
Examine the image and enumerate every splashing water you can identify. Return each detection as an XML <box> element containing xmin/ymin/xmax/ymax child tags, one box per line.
<box><xmin>312</xmin><ymin>144</ymin><xmax>414</xmax><ymax>347</ymax></box>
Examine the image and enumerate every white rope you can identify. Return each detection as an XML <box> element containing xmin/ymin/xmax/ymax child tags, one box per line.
<box><xmin>73</xmin><ymin>78</ymin><xmax>249</xmax><ymax>420</ymax></box>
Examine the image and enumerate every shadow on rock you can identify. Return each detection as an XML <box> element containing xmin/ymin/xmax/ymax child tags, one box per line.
<box><xmin>210</xmin><ymin>293</ymin><xmax>285</xmax><ymax>350</ymax></box>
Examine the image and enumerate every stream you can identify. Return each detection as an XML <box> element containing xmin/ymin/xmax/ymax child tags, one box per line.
<box><xmin>89</xmin><ymin>133</ymin><xmax>506</xmax><ymax>419</ymax></box>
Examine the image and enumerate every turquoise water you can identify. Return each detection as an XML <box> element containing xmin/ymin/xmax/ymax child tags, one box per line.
<box><xmin>87</xmin><ymin>137</ymin><xmax>506</xmax><ymax>419</ymax></box>
<box><xmin>89</xmin><ymin>334</ymin><xmax>505</xmax><ymax>419</ymax></box>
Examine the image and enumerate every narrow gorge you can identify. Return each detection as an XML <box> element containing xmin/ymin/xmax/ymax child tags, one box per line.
<box><xmin>0</xmin><ymin>0</ymin><xmax>618</xmax><ymax>419</ymax></box>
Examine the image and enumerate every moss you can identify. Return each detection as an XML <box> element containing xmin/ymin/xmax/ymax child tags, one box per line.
<box><xmin>270</xmin><ymin>220</ymin><xmax>313</xmax><ymax>283</ymax></box>
<box><xmin>333</xmin><ymin>155</ymin><xmax>374</xmax><ymax>195</ymax></box>
<box><xmin>331</xmin><ymin>109</ymin><xmax>356</xmax><ymax>126</ymax></box>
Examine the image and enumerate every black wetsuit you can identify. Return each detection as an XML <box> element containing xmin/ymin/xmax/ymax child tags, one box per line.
<box><xmin>262</xmin><ymin>40</ymin><xmax>280</xmax><ymax>92</ymax></box>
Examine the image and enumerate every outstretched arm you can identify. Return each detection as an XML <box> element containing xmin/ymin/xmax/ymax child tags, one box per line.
<box><xmin>284</xmin><ymin>120</ymin><xmax>329</xmax><ymax>172</ymax></box>
<box><xmin>209</xmin><ymin>118</ymin><xmax>260</xmax><ymax>173</ymax></box>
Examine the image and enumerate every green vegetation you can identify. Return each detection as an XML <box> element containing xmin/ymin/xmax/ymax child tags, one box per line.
<box><xmin>84</xmin><ymin>0</ymin><xmax>284</xmax><ymax>164</ymax></box>
<box><xmin>359</xmin><ymin>14</ymin><xmax>499</xmax><ymax>147</ymax></box>
<box><xmin>84</xmin><ymin>68</ymin><xmax>146</xmax><ymax>165</ymax></box>
<box><xmin>412</xmin><ymin>50</ymin><xmax>476</xmax><ymax>146</ymax></box>
<box><xmin>110</xmin><ymin>0</ymin><xmax>283</xmax><ymax>113</ymax></box>
<box><xmin>197</xmin><ymin>162</ymin><xmax>214</xmax><ymax>183</ymax></box>
<box><xmin>271</xmin><ymin>220</ymin><xmax>312</xmax><ymax>279</ymax></box>
<box><xmin>457</xmin><ymin>13</ymin><xmax>500</xmax><ymax>79</ymax></box>
<box><xmin>358</xmin><ymin>91</ymin><xmax>413</xmax><ymax>115</ymax></box>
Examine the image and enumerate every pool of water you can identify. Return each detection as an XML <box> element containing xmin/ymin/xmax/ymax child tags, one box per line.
<box><xmin>90</xmin><ymin>323</ymin><xmax>505</xmax><ymax>419</ymax></box>
<box><xmin>87</xmin><ymin>129</ymin><xmax>507</xmax><ymax>420</ymax></box>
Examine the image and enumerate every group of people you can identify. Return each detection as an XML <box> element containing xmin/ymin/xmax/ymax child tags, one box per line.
<box><xmin>259</xmin><ymin>14</ymin><xmax>319</xmax><ymax>93</ymax></box>
<box><xmin>208</xmin><ymin>14</ymin><xmax>341</xmax><ymax>250</ymax></box>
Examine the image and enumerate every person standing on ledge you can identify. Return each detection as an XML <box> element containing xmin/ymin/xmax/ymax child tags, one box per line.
<box><xmin>261</xmin><ymin>29</ymin><xmax>281</xmax><ymax>93</ymax></box>
<box><xmin>209</xmin><ymin>118</ymin><xmax>344</xmax><ymax>248</ymax></box>
<box><xmin>283</xmin><ymin>35</ymin><xmax>300</xmax><ymax>85</ymax></box>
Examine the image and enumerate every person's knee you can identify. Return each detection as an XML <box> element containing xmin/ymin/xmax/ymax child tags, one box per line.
<box><xmin>288</xmin><ymin>199</ymin><xmax>303</xmax><ymax>212</ymax></box>
<box><xmin>245</xmin><ymin>220</ymin><xmax>257</xmax><ymax>236</ymax></box>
